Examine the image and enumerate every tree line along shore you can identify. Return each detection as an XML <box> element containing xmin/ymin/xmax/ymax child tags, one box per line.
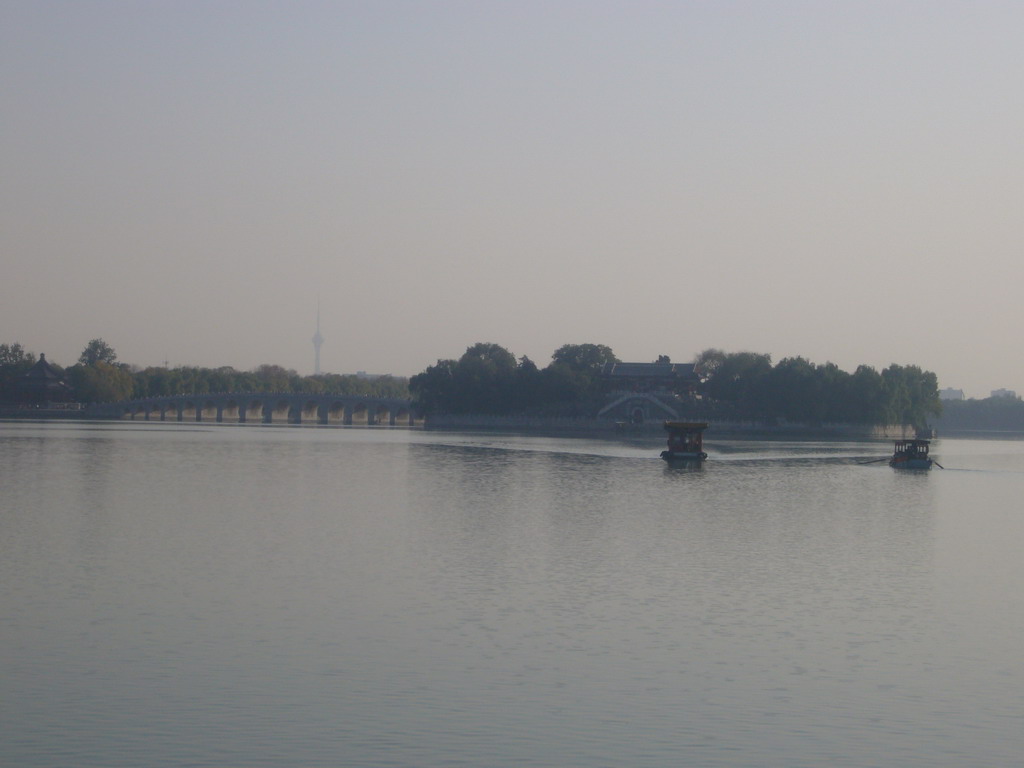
<box><xmin>3</xmin><ymin>338</ymin><xmax>1016</xmax><ymax>433</ymax></box>
<box><xmin>0</xmin><ymin>340</ymin><xmax>409</xmax><ymax>405</ymax></box>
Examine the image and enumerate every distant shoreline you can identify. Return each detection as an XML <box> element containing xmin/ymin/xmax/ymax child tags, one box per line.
<box><xmin>927</xmin><ymin>428</ymin><xmax>1024</xmax><ymax>440</ymax></box>
<box><xmin>3</xmin><ymin>412</ymin><xmax>1019</xmax><ymax>441</ymax></box>
<box><xmin>423</xmin><ymin>414</ymin><xmax>916</xmax><ymax>440</ymax></box>
<box><xmin>0</xmin><ymin>408</ymin><xmax>89</xmax><ymax>420</ymax></box>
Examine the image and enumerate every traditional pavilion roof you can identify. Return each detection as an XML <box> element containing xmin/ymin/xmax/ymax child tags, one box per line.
<box><xmin>15</xmin><ymin>353</ymin><xmax>72</xmax><ymax>404</ymax></box>
<box><xmin>22</xmin><ymin>354</ymin><xmax>65</xmax><ymax>382</ymax></box>
<box><xmin>600</xmin><ymin>362</ymin><xmax>697</xmax><ymax>380</ymax></box>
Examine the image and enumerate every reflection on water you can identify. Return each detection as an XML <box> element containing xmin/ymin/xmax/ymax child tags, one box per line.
<box><xmin>2</xmin><ymin>422</ymin><xmax>1023</xmax><ymax>767</ymax></box>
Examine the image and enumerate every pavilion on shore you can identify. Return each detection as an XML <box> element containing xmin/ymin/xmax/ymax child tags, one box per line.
<box><xmin>16</xmin><ymin>354</ymin><xmax>72</xmax><ymax>405</ymax></box>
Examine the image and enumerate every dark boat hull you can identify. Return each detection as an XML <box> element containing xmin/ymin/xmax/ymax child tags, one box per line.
<box><xmin>661</xmin><ymin>450</ymin><xmax>707</xmax><ymax>463</ymax></box>
<box><xmin>889</xmin><ymin>457</ymin><xmax>933</xmax><ymax>469</ymax></box>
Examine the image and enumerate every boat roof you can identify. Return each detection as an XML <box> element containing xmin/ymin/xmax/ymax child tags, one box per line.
<box><xmin>664</xmin><ymin>421</ymin><xmax>708</xmax><ymax>431</ymax></box>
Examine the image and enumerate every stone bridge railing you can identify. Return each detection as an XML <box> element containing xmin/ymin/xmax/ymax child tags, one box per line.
<box><xmin>97</xmin><ymin>392</ymin><xmax>417</xmax><ymax>426</ymax></box>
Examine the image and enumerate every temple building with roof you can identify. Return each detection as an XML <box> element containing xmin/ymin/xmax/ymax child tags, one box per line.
<box><xmin>599</xmin><ymin>361</ymin><xmax>698</xmax><ymax>393</ymax></box>
<box><xmin>15</xmin><ymin>354</ymin><xmax>72</xmax><ymax>405</ymax></box>
<box><xmin>597</xmin><ymin>361</ymin><xmax>701</xmax><ymax>424</ymax></box>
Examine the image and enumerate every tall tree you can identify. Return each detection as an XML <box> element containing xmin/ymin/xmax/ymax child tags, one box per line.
<box><xmin>699</xmin><ymin>350</ymin><xmax>772</xmax><ymax>416</ymax></box>
<box><xmin>765</xmin><ymin>357</ymin><xmax>823</xmax><ymax>423</ymax></box>
<box><xmin>693</xmin><ymin>348</ymin><xmax>726</xmax><ymax>382</ymax></box>
<box><xmin>0</xmin><ymin>342</ymin><xmax>38</xmax><ymax>399</ymax></box>
<box><xmin>252</xmin><ymin>364</ymin><xmax>294</xmax><ymax>392</ymax></box>
<box><xmin>66</xmin><ymin>361</ymin><xmax>134</xmax><ymax>403</ymax></box>
<box><xmin>79</xmin><ymin>338</ymin><xmax>118</xmax><ymax>366</ymax></box>
<box><xmin>844</xmin><ymin>365</ymin><xmax>885</xmax><ymax>424</ymax></box>
<box><xmin>0</xmin><ymin>342</ymin><xmax>36</xmax><ymax>368</ymax></box>
<box><xmin>881</xmin><ymin>364</ymin><xmax>940</xmax><ymax>428</ymax></box>
<box><xmin>550</xmin><ymin>343</ymin><xmax>618</xmax><ymax>373</ymax></box>
<box><xmin>409</xmin><ymin>359</ymin><xmax>458</xmax><ymax>414</ymax></box>
<box><xmin>454</xmin><ymin>343</ymin><xmax>519</xmax><ymax>413</ymax></box>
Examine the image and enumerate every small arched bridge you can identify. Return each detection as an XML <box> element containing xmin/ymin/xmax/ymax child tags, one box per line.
<box><xmin>106</xmin><ymin>393</ymin><xmax>417</xmax><ymax>426</ymax></box>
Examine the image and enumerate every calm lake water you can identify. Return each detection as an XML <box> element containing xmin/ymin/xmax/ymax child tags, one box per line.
<box><xmin>2</xmin><ymin>421</ymin><xmax>1023</xmax><ymax>767</ymax></box>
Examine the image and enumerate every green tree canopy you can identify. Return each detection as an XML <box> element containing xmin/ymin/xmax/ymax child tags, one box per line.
<box><xmin>695</xmin><ymin>349</ymin><xmax>772</xmax><ymax>417</ymax></box>
<box><xmin>0</xmin><ymin>342</ymin><xmax>39</xmax><ymax>400</ymax></box>
<box><xmin>764</xmin><ymin>356</ymin><xmax>824</xmax><ymax>423</ymax></box>
<box><xmin>551</xmin><ymin>343</ymin><xmax>618</xmax><ymax>373</ymax></box>
<box><xmin>409</xmin><ymin>359</ymin><xmax>458</xmax><ymax>414</ymax></box>
<box><xmin>880</xmin><ymin>364</ymin><xmax>941</xmax><ymax>429</ymax></box>
<box><xmin>253</xmin><ymin>364</ymin><xmax>295</xmax><ymax>392</ymax></box>
<box><xmin>66</xmin><ymin>361</ymin><xmax>134</xmax><ymax>403</ymax></box>
<box><xmin>452</xmin><ymin>343</ymin><xmax>520</xmax><ymax>414</ymax></box>
<box><xmin>692</xmin><ymin>349</ymin><xmax>940</xmax><ymax>427</ymax></box>
<box><xmin>79</xmin><ymin>338</ymin><xmax>118</xmax><ymax>366</ymax></box>
<box><xmin>0</xmin><ymin>342</ymin><xmax>36</xmax><ymax>368</ymax></box>
<box><xmin>409</xmin><ymin>342</ymin><xmax>622</xmax><ymax>416</ymax></box>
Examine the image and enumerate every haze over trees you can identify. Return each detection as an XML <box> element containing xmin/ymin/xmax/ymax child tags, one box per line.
<box><xmin>934</xmin><ymin>393</ymin><xmax>1024</xmax><ymax>432</ymax></box>
<box><xmin>692</xmin><ymin>348</ymin><xmax>940</xmax><ymax>427</ymax></box>
<box><xmin>0</xmin><ymin>339</ymin><xmax>410</xmax><ymax>403</ymax></box>
<box><xmin>409</xmin><ymin>342</ymin><xmax>620</xmax><ymax>416</ymax></box>
<box><xmin>128</xmin><ymin>363</ymin><xmax>408</xmax><ymax>400</ymax></box>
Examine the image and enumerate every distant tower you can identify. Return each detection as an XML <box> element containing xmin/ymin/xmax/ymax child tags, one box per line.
<box><xmin>312</xmin><ymin>303</ymin><xmax>324</xmax><ymax>375</ymax></box>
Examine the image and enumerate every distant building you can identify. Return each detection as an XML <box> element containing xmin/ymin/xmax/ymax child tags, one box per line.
<box><xmin>16</xmin><ymin>354</ymin><xmax>72</xmax><ymax>404</ymax></box>
<box><xmin>939</xmin><ymin>388</ymin><xmax>965</xmax><ymax>401</ymax></box>
<box><xmin>596</xmin><ymin>362</ymin><xmax>700</xmax><ymax>424</ymax></box>
<box><xmin>597</xmin><ymin>392</ymin><xmax>683</xmax><ymax>424</ymax></box>
<box><xmin>600</xmin><ymin>361</ymin><xmax>698</xmax><ymax>393</ymax></box>
<box><xmin>990</xmin><ymin>388</ymin><xmax>1018</xmax><ymax>399</ymax></box>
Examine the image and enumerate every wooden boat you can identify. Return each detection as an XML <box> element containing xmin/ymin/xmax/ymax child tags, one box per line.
<box><xmin>889</xmin><ymin>438</ymin><xmax>933</xmax><ymax>469</ymax></box>
<box><xmin>661</xmin><ymin>421</ymin><xmax>708</xmax><ymax>463</ymax></box>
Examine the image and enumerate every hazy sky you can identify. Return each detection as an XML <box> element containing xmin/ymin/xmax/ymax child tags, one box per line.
<box><xmin>3</xmin><ymin>1</ymin><xmax>1022</xmax><ymax>396</ymax></box>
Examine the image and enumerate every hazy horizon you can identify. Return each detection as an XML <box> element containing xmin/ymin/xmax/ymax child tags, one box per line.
<box><xmin>4</xmin><ymin>2</ymin><xmax>1023</xmax><ymax>399</ymax></box>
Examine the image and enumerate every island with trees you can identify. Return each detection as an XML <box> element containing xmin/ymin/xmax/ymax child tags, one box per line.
<box><xmin>409</xmin><ymin>342</ymin><xmax>943</xmax><ymax>435</ymax></box>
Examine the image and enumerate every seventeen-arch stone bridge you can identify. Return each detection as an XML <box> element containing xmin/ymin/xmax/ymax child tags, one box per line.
<box><xmin>104</xmin><ymin>393</ymin><xmax>417</xmax><ymax>426</ymax></box>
